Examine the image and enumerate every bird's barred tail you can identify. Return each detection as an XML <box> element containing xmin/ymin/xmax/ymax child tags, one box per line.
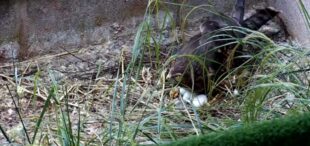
<box><xmin>232</xmin><ymin>0</ymin><xmax>245</xmax><ymax>24</ymax></box>
<box><xmin>241</xmin><ymin>7</ymin><xmax>280</xmax><ymax>30</ymax></box>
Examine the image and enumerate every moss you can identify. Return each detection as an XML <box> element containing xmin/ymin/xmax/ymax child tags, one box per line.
<box><xmin>162</xmin><ymin>113</ymin><xmax>310</xmax><ymax>146</ymax></box>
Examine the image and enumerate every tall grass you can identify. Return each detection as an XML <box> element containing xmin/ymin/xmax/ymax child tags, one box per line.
<box><xmin>298</xmin><ymin>0</ymin><xmax>310</xmax><ymax>29</ymax></box>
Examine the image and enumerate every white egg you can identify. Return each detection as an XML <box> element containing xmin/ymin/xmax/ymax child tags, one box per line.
<box><xmin>179</xmin><ymin>87</ymin><xmax>187</xmax><ymax>95</ymax></box>
<box><xmin>192</xmin><ymin>94</ymin><xmax>208</xmax><ymax>108</ymax></box>
<box><xmin>182</xmin><ymin>91</ymin><xmax>193</xmax><ymax>103</ymax></box>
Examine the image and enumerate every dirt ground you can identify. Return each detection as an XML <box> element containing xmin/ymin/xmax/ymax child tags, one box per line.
<box><xmin>0</xmin><ymin>12</ymin><xmax>293</xmax><ymax>144</ymax></box>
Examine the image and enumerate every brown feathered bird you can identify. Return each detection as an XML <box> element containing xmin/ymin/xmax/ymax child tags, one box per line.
<box><xmin>167</xmin><ymin>0</ymin><xmax>279</xmax><ymax>94</ymax></box>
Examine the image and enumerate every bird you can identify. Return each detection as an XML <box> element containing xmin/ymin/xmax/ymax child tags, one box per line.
<box><xmin>167</xmin><ymin>0</ymin><xmax>279</xmax><ymax>94</ymax></box>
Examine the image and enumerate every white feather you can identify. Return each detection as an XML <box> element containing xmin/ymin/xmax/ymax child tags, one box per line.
<box><xmin>233</xmin><ymin>89</ymin><xmax>239</xmax><ymax>96</ymax></box>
